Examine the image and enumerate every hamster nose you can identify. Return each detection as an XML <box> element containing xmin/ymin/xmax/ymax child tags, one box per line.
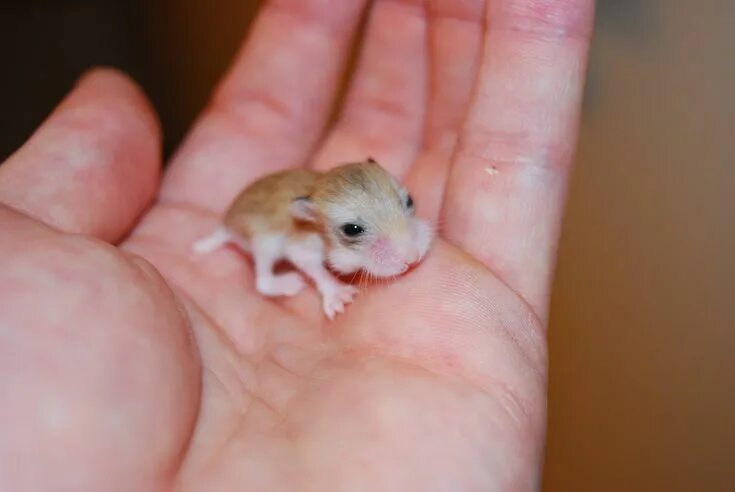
<box><xmin>405</xmin><ymin>249</ymin><xmax>420</xmax><ymax>265</ymax></box>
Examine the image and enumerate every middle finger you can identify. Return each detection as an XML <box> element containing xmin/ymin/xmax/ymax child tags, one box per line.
<box><xmin>311</xmin><ymin>0</ymin><xmax>429</xmax><ymax>178</ymax></box>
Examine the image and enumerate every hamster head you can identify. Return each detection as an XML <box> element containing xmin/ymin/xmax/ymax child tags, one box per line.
<box><xmin>291</xmin><ymin>159</ymin><xmax>433</xmax><ymax>277</ymax></box>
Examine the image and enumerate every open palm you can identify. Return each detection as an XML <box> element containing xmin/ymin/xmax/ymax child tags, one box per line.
<box><xmin>0</xmin><ymin>1</ymin><xmax>594</xmax><ymax>490</ymax></box>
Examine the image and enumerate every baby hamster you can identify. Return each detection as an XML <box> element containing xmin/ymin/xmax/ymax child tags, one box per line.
<box><xmin>193</xmin><ymin>158</ymin><xmax>433</xmax><ymax>319</ymax></box>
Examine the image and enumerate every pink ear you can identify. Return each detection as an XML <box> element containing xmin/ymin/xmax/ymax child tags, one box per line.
<box><xmin>291</xmin><ymin>197</ymin><xmax>318</xmax><ymax>222</ymax></box>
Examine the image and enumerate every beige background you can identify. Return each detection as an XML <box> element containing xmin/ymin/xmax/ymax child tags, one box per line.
<box><xmin>544</xmin><ymin>1</ymin><xmax>734</xmax><ymax>490</ymax></box>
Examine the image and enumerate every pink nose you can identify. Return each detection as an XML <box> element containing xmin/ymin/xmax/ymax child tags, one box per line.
<box><xmin>405</xmin><ymin>249</ymin><xmax>420</xmax><ymax>265</ymax></box>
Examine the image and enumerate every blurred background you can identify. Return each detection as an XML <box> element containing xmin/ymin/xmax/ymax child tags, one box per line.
<box><xmin>1</xmin><ymin>0</ymin><xmax>733</xmax><ymax>490</ymax></box>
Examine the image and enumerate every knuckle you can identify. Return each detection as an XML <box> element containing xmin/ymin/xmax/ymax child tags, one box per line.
<box><xmin>428</xmin><ymin>0</ymin><xmax>484</xmax><ymax>23</ymax></box>
<box><xmin>458</xmin><ymin>128</ymin><xmax>573</xmax><ymax>172</ymax></box>
<box><xmin>491</xmin><ymin>0</ymin><xmax>595</xmax><ymax>42</ymax></box>
<box><xmin>210</xmin><ymin>87</ymin><xmax>297</xmax><ymax>137</ymax></box>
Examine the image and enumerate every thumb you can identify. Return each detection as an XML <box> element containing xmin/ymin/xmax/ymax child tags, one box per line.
<box><xmin>0</xmin><ymin>68</ymin><xmax>161</xmax><ymax>242</ymax></box>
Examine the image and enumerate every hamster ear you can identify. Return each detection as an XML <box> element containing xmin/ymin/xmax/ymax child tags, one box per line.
<box><xmin>366</xmin><ymin>156</ymin><xmax>377</xmax><ymax>164</ymax></box>
<box><xmin>291</xmin><ymin>196</ymin><xmax>318</xmax><ymax>222</ymax></box>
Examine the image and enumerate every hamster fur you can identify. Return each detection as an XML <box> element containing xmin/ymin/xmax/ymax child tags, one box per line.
<box><xmin>193</xmin><ymin>158</ymin><xmax>433</xmax><ymax>319</ymax></box>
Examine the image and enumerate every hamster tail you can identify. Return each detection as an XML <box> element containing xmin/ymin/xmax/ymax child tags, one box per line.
<box><xmin>192</xmin><ymin>226</ymin><xmax>246</xmax><ymax>254</ymax></box>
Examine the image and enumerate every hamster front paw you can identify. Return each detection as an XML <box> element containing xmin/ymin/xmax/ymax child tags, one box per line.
<box><xmin>322</xmin><ymin>284</ymin><xmax>359</xmax><ymax>320</ymax></box>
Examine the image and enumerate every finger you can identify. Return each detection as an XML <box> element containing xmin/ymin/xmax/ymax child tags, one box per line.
<box><xmin>0</xmin><ymin>68</ymin><xmax>161</xmax><ymax>242</ymax></box>
<box><xmin>160</xmin><ymin>0</ymin><xmax>368</xmax><ymax>211</ymax></box>
<box><xmin>311</xmin><ymin>0</ymin><xmax>428</xmax><ymax>177</ymax></box>
<box><xmin>405</xmin><ymin>0</ymin><xmax>485</xmax><ymax>221</ymax></box>
<box><xmin>443</xmin><ymin>0</ymin><xmax>595</xmax><ymax>319</ymax></box>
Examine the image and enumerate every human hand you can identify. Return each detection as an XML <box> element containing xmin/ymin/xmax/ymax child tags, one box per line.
<box><xmin>0</xmin><ymin>0</ymin><xmax>594</xmax><ymax>490</ymax></box>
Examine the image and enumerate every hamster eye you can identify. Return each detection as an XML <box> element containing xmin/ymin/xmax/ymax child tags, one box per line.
<box><xmin>405</xmin><ymin>194</ymin><xmax>414</xmax><ymax>209</ymax></box>
<box><xmin>341</xmin><ymin>223</ymin><xmax>365</xmax><ymax>237</ymax></box>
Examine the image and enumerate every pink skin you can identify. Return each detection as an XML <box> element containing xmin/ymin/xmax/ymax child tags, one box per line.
<box><xmin>370</xmin><ymin>237</ymin><xmax>404</xmax><ymax>273</ymax></box>
<box><xmin>0</xmin><ymin>0</ymin><xmax>594</xmax><ymax>490</ymax></box>
<box><xmin>369</xmin><ymin>237</ymin><xmax>420</xmax><ymax>275</ymax></box>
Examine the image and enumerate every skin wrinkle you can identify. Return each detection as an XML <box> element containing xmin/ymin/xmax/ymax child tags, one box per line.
<box><xmin>428</xmin><ymin>0</ymin><xmax>485</xmax><ymax>24</ymax></box>
<box><xmin>210</xmin><ymin>87</ymin><xmax>295</xmax><ymax>131</ymax></box>
<box><xmin>442</xmin><ymin>264</ymin><xmax>547</xmax><ymax>378</ymax></box>
<box><xmin>201</xmin><ymin>100</ymin><xmax>304</xmax><ymax>160</ymax></box>
<box><xmin>267</xmin><ymin>347</ymin><xmax>321</xmax><ymax>383</ymax></box>
<box><xmin>342</xmin><ymin>92</ymin><xmax>418</xmax><ymax>125</ymax></box>
<box><xmin>174</xmin><ymin>307</ymin><xmax>267</xmax><ymax>475</ymax></box>
<box><xmin>457</xmin><ymin>131</ymin><xmax>574</xmax><ymax>172</ymax></box>
<box><xmin>269</xmin><ymin>343</ymin><xmax>327</xmax><ymax>378</ymax></box>
<box><xmin>341</xmin><ymin>348</ymin><xmax>535</xmax><ymax>436</ymax></box>
<box><xmin>380</xmin><ymin>0</ymin><xmax>425</xmax><ymax>8</ymax></box>
<box><xmin>198</xmin><ymin>368</ymin><xmax>255</xmax><ymax>478</ymax></box>
<box><xmin>254</xmin><ymin>358</ymin><xmax>305</xmax><ymax>415</ymax></box>
<box><xmin>360</xmin><ymin>266</ymin><xmax>546</xmax><ymax>422</ymax></box>
<box><xmin>268</xmin><ymin>0</ymin><xmax>367</xmax><ymax>36</ymax></box>
<box><xmin>266</xmin><ymin>352</ymin><xmax>309</xmax><ymax>388</ymax></box>
<box><xmin>439</xmin><ymin>241</ymin><xmax>548</xmax><ymax>345</ymax></box>
<box><xmin>183</xmin><ymin>293</ymin><xmax>263</xmax><ymax>365</ymax></box>
<box><xmin>276</xmin><ymin>352</ymin><xmax>532</xmax><ymax>491</ymax></box>
<box><xmin>491</xmin><ymin>0</ymin><xmax>594</xmax><ymax>41</ymax></box>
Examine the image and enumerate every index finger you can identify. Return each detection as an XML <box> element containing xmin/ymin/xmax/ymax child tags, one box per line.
<box><xmin>443</xmin><ymin>0</ymin><xmax>595</xmax><ymax>320</ymax></box>
<box><xmin>160</xmin><ymin>0</ymin><xmax>367</xmax><ymax>211</ymax></box>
